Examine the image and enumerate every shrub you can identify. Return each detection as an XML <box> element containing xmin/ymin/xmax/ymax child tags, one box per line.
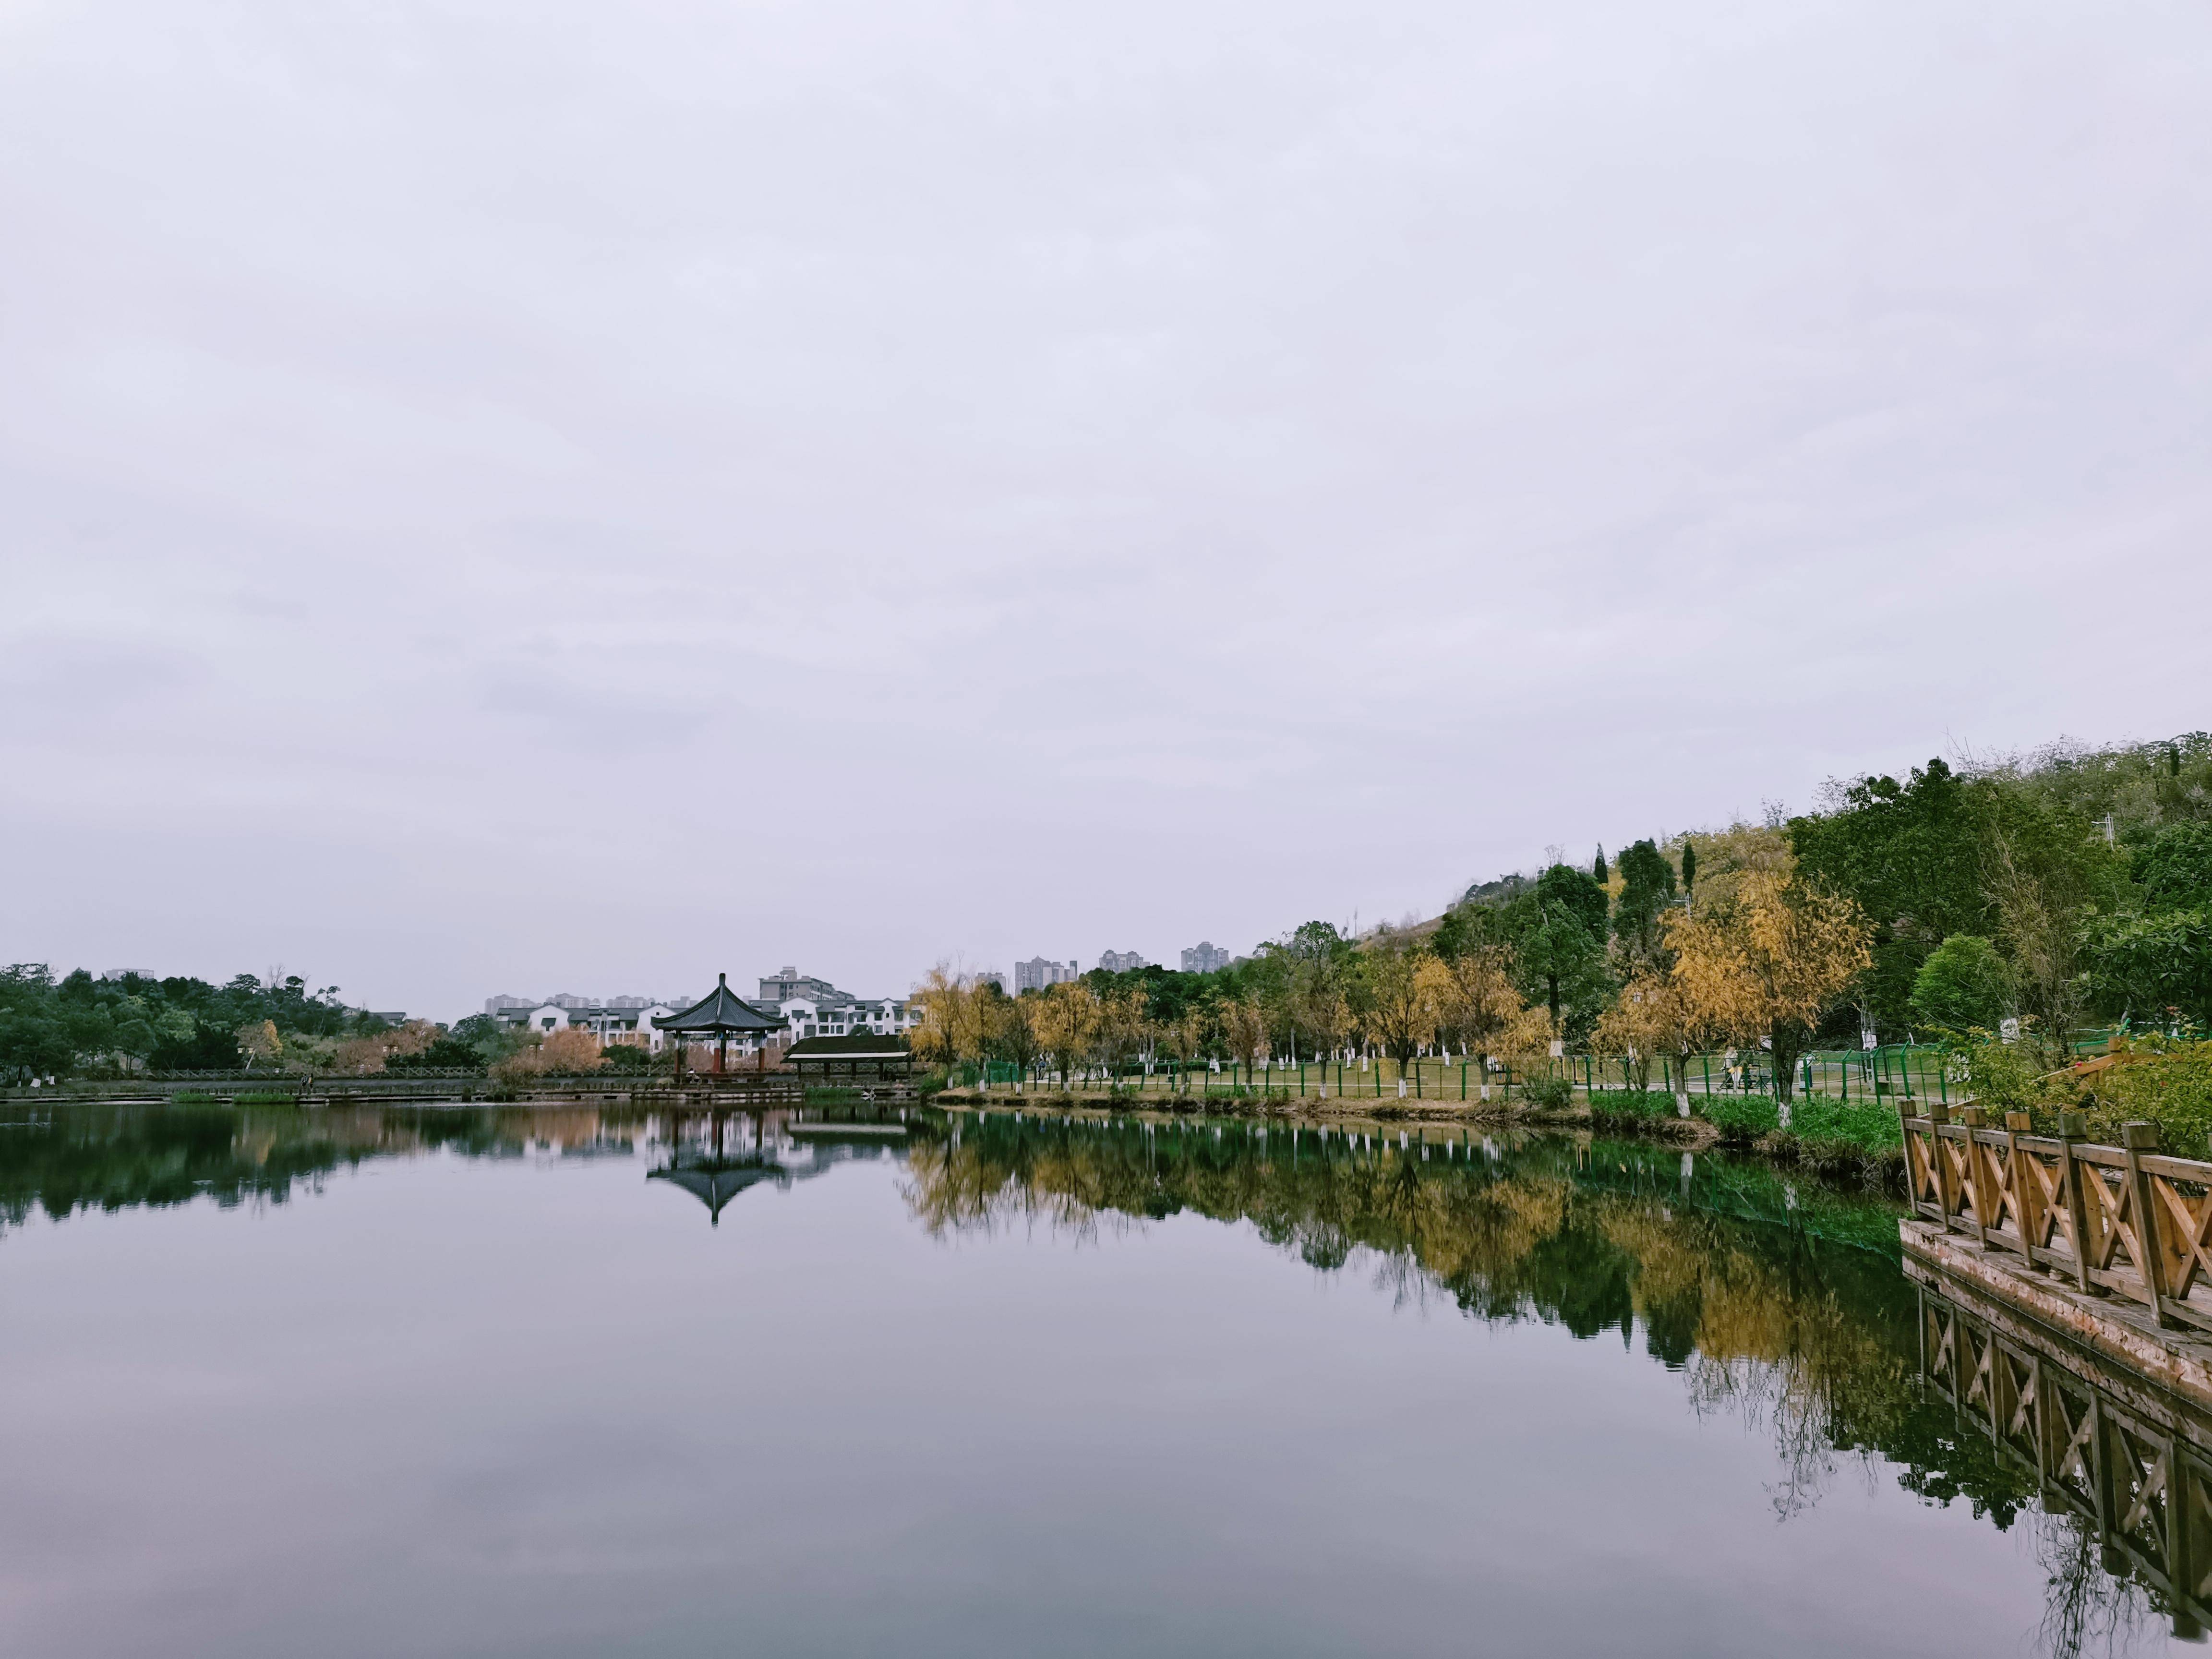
<box><xmin>1520</xmin><ymin>1075</ymin><xmax>1574</xmax><ymax>1109</ymax></box>
<box><xmin>1698</xmin><ymin>1094</ymin><xmax>1781</xmax><ymax>1142</ymax></box>
<box><xmin>2083</xmin><ymin>1039</ymin><xmax>2212</xmax><ymax>1155</ymax></box>
<box><xmin>1909</xmin><ymin>935</ymin><xmax>2013</xmax><ymax>1033</ymax></box>
<box><xmin>1786</xmin><ymin>1095</ymin><xmax>1901</xmax><ymax>1150</ymax></box>
<box><xmin>1587</xmin><ymin>1090</ymin><xmax>1676</xmax><ymax>1127</ymax></box>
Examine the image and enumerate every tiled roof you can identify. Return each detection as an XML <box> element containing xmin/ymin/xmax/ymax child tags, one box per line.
<box><xmin>651</xmin><ymin>974</ymin><xmax>783</xmax><ymax>1034</ymax></box>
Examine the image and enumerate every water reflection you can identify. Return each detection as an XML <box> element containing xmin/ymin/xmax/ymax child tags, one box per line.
<box><xmin>0</xmin><ymin>1099</ymin><xmax>2195</xmax><ymax>1654</ymax></box>
<box><xmin>904</xmin><ymin>1111</ymin><xmax>2028</xmax><ymax>1522</ymax></box>
<box><xmin>647</xmin><ymin>1110</ymin><xmax>906</xmax><ymax>1224</ymax></box>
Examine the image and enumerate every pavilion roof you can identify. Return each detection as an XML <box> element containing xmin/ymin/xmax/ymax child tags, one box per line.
<box><xmin>650</xmin><ymin>973</ymin><xmax>783</xmax><ymax>1034</ymax></box>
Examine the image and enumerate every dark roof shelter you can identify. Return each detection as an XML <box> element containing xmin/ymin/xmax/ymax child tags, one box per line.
<box><xmin>652</xmin><ymin>973</ymin><xmax>784</xmax><ymax>1073</ymax></box>
<box><xmin>783</xmin><ymin>1033</ymin><xmax>913</xmax><ymax>1082</ymax></box>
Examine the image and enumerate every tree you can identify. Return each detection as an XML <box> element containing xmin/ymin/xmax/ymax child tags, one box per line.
<box><xmin>993</xmin><ymin>994</ymin><xmax>1043</xmax><ymax>1083</ymax></box>
<box><xmin>1980</xmin><ymin>789</ymin><xmax>2123</xmax><ymax>1046</ymax></box>
<box><xmin>235</xmin><ymin>1019</ymin><xmax>282</xmax><ymax>1072</ymax></box>
<box><xmin>910</xmin><ymin>964</ymin><xmax>986</xmax><ymax>1068</ymax></box>
<box><xmin>1164</xmin><ymin>1006</ymin><xmax>1210</xmax><ymax>1089</ymax></box>
<box><xmin>332</xmin><ymin>1035</ymin><xmax>388</xmax><ymax>1074</ymax></box>
<box><xmin>1613</xmin><ymin>838</ymin><xmax>1678</xmax><ymax>960</ymax></box>
<box><xmin>1219</xmin><ymin>998</ymin><xmax>1270</xmax><ymax>1078</ymax></box>
<box><xmin>1034</xmin><ymin>982</ymin><xmax>1100</xmax><ymax>1082</ymax></box>
<box><xmin>1433</xmin><ymin>945</ymin><xmax>1523</xmax><ymax>1060</ymax></box>
<box><xmin>1682</xmin><ymin>841</ymin><xmax>1698</xmax><ymax>910</ymax></box>
<box><xmin>1538</xmin><ymin>862</ymin><xmax>1609</xmax><ymax>939</ymax></box>
<box><xmin>1364</xmin><ymin>936</ymin><xmax>1442</xmax><ymax>1072</ymax></box>
<box><xmin>2083</xmin><ymin>911</ymin><xmax>2212</xmax><ymax>1032</ymax></box>
<box><xmin>1908</xmin><ymin>936</ymin><xmax>2014</xmax><ymax>1034</ymax></box>
<box><xmin>1093</xmin><ymin>988</ymin><xmax>1149</xmax><ymax>1080</ymax></box>
<box><xmin>2136</xmin><ymin>823</ymin><xmax>2212</xmax><ymax>910</ymax></box>
<box><xmin>540</xmin><ymin>1027</ymin><xmax>604</xmax><ymax>1072</ymax></box>
<box><xmin>1593</xmin><ymin>845</ymin><xmax>1609</xmax><ymax>885</ymax></box>
<box><xmin>1594</xmin><ymin>973</ymin><xmax>1692</xmax><ymax>1094</ymax></box>
<box><xmin>1296</xmin><ymin>982</ymin><xmax>1352</xmax><ymax>1068</ymax></box>
<box><xmin>1666</xmin><ymin>872</ymin><xmax>1872</xmax><ymax>1110</ymax></box>
<box><xmin>1497</xmin><ymin>883</ymin><xmax>1611</xmax><ymax>1034</ymax></box>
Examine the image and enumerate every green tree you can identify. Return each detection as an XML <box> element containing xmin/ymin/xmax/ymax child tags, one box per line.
<box><xmin>1612</xmin><ymin>839</ymin><xmax>1678</xmax><ymax>959</ymax></box>
<box><xmin>2135</xmin><ymin>823</ymin><xmax>2212</xmax><ymax>910</ymax></box>
<box><xmin>1503</xmin><ymin>891</ymin><xmax>1611</xmax><ymax>1034</ymax></box>
<box><xmin>1907</xmin><ymin>936</ymin><xmax>2013</xmax><ymax>1034</ymax></box>
<box><xmin>1538</xmin><ymin>862</ymin><xmax>1609</xmax><ymax>938</ymax></box>
<box><xmin>2083</xmin><ymin>910</ymin><xmax>2212</xmax><ymax>1032</ymax></box>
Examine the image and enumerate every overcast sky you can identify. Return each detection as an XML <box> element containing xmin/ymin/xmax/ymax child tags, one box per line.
<box><xmin>4</xmin><ymin>0</ymin><xmax>2209</xmax><ymax>1020</ymax></box>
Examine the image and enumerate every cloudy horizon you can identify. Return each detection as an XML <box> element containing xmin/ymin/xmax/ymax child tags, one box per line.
<box><xmin>5</xmin><ymin>0</ymin><xmax>2209</xmax><ymax>1023</ymax></box>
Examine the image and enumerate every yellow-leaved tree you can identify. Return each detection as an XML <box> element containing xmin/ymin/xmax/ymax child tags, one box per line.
<box><xmin>910</xmin><ymin>964</ymin><xmax>997</xmax><ymax>1070</ymax></box>
<box><xmin>1364</xmin><ymin>938</ymin><xmax>1442</xmax><ymax>1073</ymax></box>
<box><xmin>1666</xmin><ymin>870</ymin><xmax>1871</xmax><ymax>1121</ymax></box>
<box><xmin>235</xmin><ymin>1019</ymin><xmax>282</xmax><ymax>1072</ymax></box>
<box><xmin>1594</xmin><ymin>973</ymin><xmax>1695</xmax><ymax>1096</ymax></box>
<box><xmin>1434</xmin><ymin>946</ymin><xmax>1524</xmax><ymax>1062</ymax></box>
<box><xmin>1034</xmin><ymin>981</ymin><xmax>1101</xmax><ymax>1083</ymax></box>
<box><xmin>540</xmin><ymin>1027</ymin><xmax>604</xmax><ymax>1073</ymax></box>
<box><xmin>1165</xmin><ymin>1006</ymin><xmax>1210</xmax><ymax>1090</ymax></box>
<box><xmin>1219</xmin><ymin>998</ymin><xmax>1270</xmax><ymax>1079</ymax></box>
<box><xmin>1093</xmin><ymin>988</ymin><xmax>1149</xmax><ymax>1082</ymax></box>
<box><xmin>992</xmin><ymin>993</ymin><xmax>1042</xmax><ymax>1087</ymax></box>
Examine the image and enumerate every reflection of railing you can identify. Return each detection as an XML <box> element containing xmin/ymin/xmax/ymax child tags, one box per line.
<box><xmin>1901</xmin><ymin>1106</ymin><xmax>2212</xmax><ymax>1335</ymax></box>
<box><xmin>1917</xmin><ymin>1279</ymin><xmax>2212</xmax><ymax>1640</ymax></box>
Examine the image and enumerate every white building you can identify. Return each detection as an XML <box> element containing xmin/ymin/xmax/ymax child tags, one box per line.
<box><xmin>1097</xmin><ymin>950</ymin><xmax>1150</xmax><ymax>974</ymax></box>
<box><xmin>486</xmin><ymin>995</ymin><xmax>684</xmax><ymax>1050</ymax></box>
<box><xmin>1015</xmin><ymin>957</ymin><xmax>1079</xmax><ymax>993</ymax></box>
<box><xmin>753</xmin><ymin>968</ymin><xmax>919</xmax><ymax>1046</ymax></box>
<box><xmin>484</xmin><ymin>970</ymin><xmax>919</xmax><ymax>1055</ymax></box>
<box><xmin>1180</xmin><ymin>941</ymin><xmax>1231</xmax><ymax>974</ymax></box>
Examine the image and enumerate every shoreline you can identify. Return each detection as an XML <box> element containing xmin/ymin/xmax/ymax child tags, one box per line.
<box><xmin>927</xmin><ymin>1085</ymin><xmax>1914</xmax><ymax>1195</ymax></box>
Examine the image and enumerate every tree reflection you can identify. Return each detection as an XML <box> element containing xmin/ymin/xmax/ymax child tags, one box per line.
<box><xmin>902</xmin><ymin>1113</ymin><xmax>2025</xmax><ymax>1531</ymax></box>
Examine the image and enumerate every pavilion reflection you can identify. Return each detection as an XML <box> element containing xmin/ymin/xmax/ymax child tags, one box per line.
<box><xmin>647</xmin><ymin>1106</ymin><xmax>909</xmax><ymax>1226</ymax></box>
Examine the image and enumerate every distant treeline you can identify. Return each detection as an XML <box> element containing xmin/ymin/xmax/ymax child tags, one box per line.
<box><xmin>910</xmin><ymin>730</ymin><xmax>2212</xmax><ymax>1130</ymax></box>
<box><xmin>1083</xmin><ymin>729</ymin><xmax>2212</xmax><ymax>1047</ymax></box>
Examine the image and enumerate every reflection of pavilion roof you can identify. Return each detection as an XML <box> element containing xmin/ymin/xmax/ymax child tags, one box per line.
<box><xmin>648</xmin><ymin>1141</ymin><xmax>870</xmax><ymax>1225</ymax></box>
<box><xmin>648</xmin><ymin>1156</ymin><xmax>792</xmax><ymax>1223</ymax></box>
<box><xmin>651</xmin><ymin>973</ymin><xmax>782</xmax><ymax>1035</ymax></box>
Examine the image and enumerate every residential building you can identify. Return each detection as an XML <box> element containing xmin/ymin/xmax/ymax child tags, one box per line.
<box><xmin>1015</xmin><ymin>957</ymin><xmax>1080</xmax><ymax>993</ymax></box>
<box><xmin>757</xmin><ymin>967</ymin><xmax>843</xmax><ymax>1006</ymax></box>
<box><xmin>485</xmin><ymin>969</ymin><xmax>920</xmax><ymax>1055</ymax></box>
<box><xmin>752</xmin><ymin>967</ymin><xmax>920</xmax><ymax>1046</ymax></box>
<box><xmin>486</xmin><ymin>995</ymin><xmax>686</xmax><ymax>1050</ymax></box>
<box><xmin>1097</xmin><ymin>950</ymin><xmax>1151</xmax><ymax>974</ymax></box>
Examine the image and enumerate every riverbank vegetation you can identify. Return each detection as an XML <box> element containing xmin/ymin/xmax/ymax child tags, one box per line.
<box><xmin>912</xmin><ymin>729</ymin><xmax>2212</xmax><ymax>1154</ymax></box>
<box><xmin>0</xmin><ymin>965</ymin><xmax>617</xmax><ymax>1086</ymax></box>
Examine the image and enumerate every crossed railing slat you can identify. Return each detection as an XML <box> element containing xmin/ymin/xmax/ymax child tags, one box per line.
<box><xmin>1902</xmin><ymin>1104</ymin><xmax>2212</xmax><ymax>1336</ymax></box>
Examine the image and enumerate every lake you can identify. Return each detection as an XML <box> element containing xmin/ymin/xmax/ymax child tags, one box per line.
<box><xmin>0</xmin><ymin>1101</ymin><xmax>2191</xmax><ymax>1657</ymax></box>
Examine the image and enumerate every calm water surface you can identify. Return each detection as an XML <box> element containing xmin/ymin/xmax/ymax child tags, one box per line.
<box><xmin>0</xmin><ymin>1102</ymin><xmax>2190</xmax><ymax>1657</ymax></box>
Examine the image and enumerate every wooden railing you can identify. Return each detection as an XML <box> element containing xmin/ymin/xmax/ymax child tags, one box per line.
<box><xmin>1901</xmin><ymin>1104</ymin><xmax>2212</xmax><ymax>1336</ymax></box>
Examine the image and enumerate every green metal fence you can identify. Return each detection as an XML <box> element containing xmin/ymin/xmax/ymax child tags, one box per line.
<box><xmin>960</xmin><ymin>1042</ymin><xmax>1980</xmax><ymax>1105</ymax></box>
